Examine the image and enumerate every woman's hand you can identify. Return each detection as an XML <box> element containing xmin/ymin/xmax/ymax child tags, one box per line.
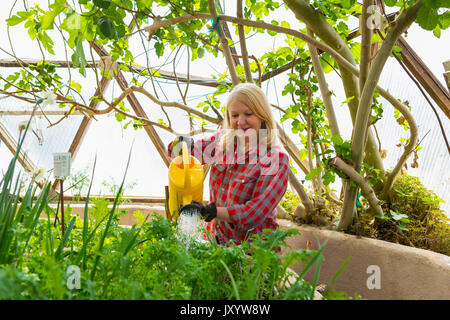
<box><xmin>180</xmin><ymin>201</ymin><xmax>217</xmax><ymax>222</ymax></box>
<box><xmin>172</xmin><ymin>136</ymin><xmax>194</xmax><ymax>156</ymax></box>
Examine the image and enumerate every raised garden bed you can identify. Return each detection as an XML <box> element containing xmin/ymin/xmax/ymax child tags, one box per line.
<box><xmin>60</xmin><ymin>204</ymin><xmax>450</xmax><ymax>300</ymax></box>
<box><xmin>278</xmin><ymin>219</ymin><xmax>450</xmax><ymax>300</ymax></box>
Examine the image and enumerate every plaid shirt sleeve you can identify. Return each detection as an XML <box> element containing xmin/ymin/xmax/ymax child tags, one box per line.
<box><xmin>226</xmin><ymin>150</ymin><xmax>289</xmax><ymax>232</ymax></box>
<box><xmin>167</xmin><ymin>132</ymin><xmax>221</xmax><ymax>164</ymax></box>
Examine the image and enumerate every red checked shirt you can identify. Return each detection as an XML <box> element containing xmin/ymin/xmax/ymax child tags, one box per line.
<box><xmin>168</xmin><ymin>130</ymin><xmax>289</xmax><ymax>245</ymax></box>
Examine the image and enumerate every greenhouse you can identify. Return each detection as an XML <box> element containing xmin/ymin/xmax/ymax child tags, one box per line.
<box><xmin>0</xmin><ymin>0</ymin><xmax>449</xmax><ymax>303</ymax></box>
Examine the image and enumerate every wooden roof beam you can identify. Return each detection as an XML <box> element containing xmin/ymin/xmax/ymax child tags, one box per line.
<box><xmin>50</xmin><ymin>76</ymin><xmax>113</xmax><ymax>194</ymax></box>
<box><xmin>49</xmin><ymin>16</ymin><xmax>142</xmax><ymax>196</ymax></box>
<box><xmin>0</xmin><ymin>110</ymin><xmax>83</xmax><ymax>116</ymax></box>
<box><xmin>92</xmin><ymin>42</ymin><xmax>171</xmax><ymax>168</ymax></box>
<box><xmin>0</xmin><ymin>58</ymin><xmax>221</xmax><ymax>88</ymax></box>
<box><xmin>67</xmin><ymin>76</ymin><xmax>111</xmax><ymax>161</ymax></box>
<box><xmin>0</xmin><ymin>120</ymin><xmax>37</xmax><ymax>173</ymax></box>
<box><xmin>0</xmin><ymin>59</ymin><xmax>97</xmax><ymax>68</ymax></box>
<box><xmin>443</xmin><ymin>60</ymin><xmax>450</xmax><ymax>92</ymax></box>
<box><xmin>396</xmin><ymin>37</ymin><xmax>450</xmax><ymax>118</ymax></box>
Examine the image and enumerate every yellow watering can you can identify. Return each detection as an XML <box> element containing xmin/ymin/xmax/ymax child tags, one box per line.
<box><xmin>168</xmin><ymin>141</ymin><xmax>204</xmax><ymax>221</ymax></box>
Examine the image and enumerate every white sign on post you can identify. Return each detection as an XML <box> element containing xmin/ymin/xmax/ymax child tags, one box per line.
<box><xmin>53</xmin><ymin>152</ymin><xmax>71</xmax><ymax>179</ymax></box>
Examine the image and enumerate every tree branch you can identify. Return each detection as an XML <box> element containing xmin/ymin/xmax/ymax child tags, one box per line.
<box><xmin>341</xmin><ymin>0</ymin><xmax>423</xmax><ymax>230</ymax></box>
<box><xmin>284</xmin><ymin>0</ymin><xmax>385</xmax><ymax>178</ymax></box>
<box><xmin>237</xmin><ymin>0</ymin><xmax>253</xmax><ymax>83</ymax></box>
<box><xmin>100</xmin><ymin>85</ymin><xmax>222</xmax><ymax>124</ymax></box>
<box><xmin>208</xmin><ymin>0</ymin><xmax>240</xmax><ymax>86</ymax></box>
<box><xmin>360</xmin><ymin>0</ymin><xmax>375</xmax><ymax>93</ymax></box>
<box><xmin>378</xmin><ymin>86</ymin><xmax>418</xmax><ymax>200</ymax></box>
<box><xmin>330</xmin><ymin>157</ymin><xmax>384</xmax><ymax>218</ymax></box>
<box><xmin>306</xmin><ymin>28</ymin><xmax>340</xmax><ymax>138</ymax></box>
<box><xmin>288</xmin><ymin>169</ymin><xmax>315</xmax><ymax>215</ymax></box>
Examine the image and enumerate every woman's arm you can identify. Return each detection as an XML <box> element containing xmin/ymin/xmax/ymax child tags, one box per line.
<box><xmin>216</xmin><ymin>206</ymin><xmax>231</xmax><ymax>223</ymax></box>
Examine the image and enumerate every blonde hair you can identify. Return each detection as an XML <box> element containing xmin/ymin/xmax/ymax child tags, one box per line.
<box><xmin>221</xmin><ymin>83</ymin><xmax>279</xmax><ymax>152</ymax></box>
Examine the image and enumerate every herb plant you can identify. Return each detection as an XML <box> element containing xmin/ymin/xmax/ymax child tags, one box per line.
<box><xmin>0</xmin><ymin>129</ymin><xmax>350</xmax><ymax>300</ymax></box>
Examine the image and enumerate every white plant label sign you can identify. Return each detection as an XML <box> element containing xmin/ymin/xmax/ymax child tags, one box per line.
<box><xmin>53</xmin><ymin>152</ymin><xmax>71</xmax><ymax>179</ymax></box>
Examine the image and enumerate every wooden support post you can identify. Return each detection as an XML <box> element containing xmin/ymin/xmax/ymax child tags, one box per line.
<box><xmin>164</xmin><ymin>185</ymin><xmax>170</xmax><ymax>220</ymax></box>
<box><xmin>60</xmin><ymin>180</ymin><xmax>65</xmax><ymax>236</ymax></box>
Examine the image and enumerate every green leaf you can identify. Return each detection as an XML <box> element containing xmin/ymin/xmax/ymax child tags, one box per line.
<box><xmin>25</xmin><ymin>19</ymin><xmax>37</xmax><ymax>40</ymax></box>
<box><xmin>69</xmin><ymin>80</ymin><xmax>82</xmax><ymax>93</ymax></box>
<box><xmin>40</xmin><ymin>0</ymin><xmax>66</xmax><ymax>30</ymax></box>
<box><xmin>331</xmin><ymin>134</ymin><xmax>343</xmax><ymax>145</ymax></box>
<box><xmin>392</xmin><ymin>45</ymin><xmax>402</xmax><ymax>53</ymax></box>
<box><xmin>5</xmin><ymin>11</ymin><xmax>30</xmax><ymax>26</ymax></box>
<box><xmin>281</xmin><ymin>21</ymin><xmax>290</xmax><ymax>29</ymax></box>
<box><xmin>436</xmin><ymin>0</ymin><xmax>450</xmax><ymax>8</ymax></box>
<box><xmin>115</xmin><ymin>112</ymin><xmax>126</xmax><ymax>122</ymax></box>
<box><xmin>371</xmin><ymin>32</ymin><xmax>383</xmax><ymax>43</ymax></box>
<box><xmin>305</xmin><ymin>167</ymin><xmax>321</xmax><ymax>180</ymax></box>
<box><xmin>97</xmin><ymin>16</ymin><xmax>119</xmax><ymax>40</ymax></box>
<box><xmin>220</xmin><ymin>260</ymin><xmax>240</xmax><ymax>300</ymax></box>
<box><xmin>322</xmin><ymin>172</ymin><xmax>335</xmax><ymax>185</ymax></box>
<box><xmin>41</xmin><ymin>11</ymin><xmax>57</xmax><ymax>30</ymax></box>
<box><xmin>320</xmin><ymin>53</ymin><xmax>335</xmax><ymax>73</ymax></box>
<box><xmin>433</xmin><ymin>24</ymin><xmax>441</xmax><ymax>37</ymax></box>
<box><xmin>93</xmin><ymin>0</ymin><xmax>111</xmax><ymax>9</ymax></box>
<box><xmin>416</xmin><ymin>4</ymin><xmax>439</xmax><ymax>30</ymax></box>
<box><xmin>65</xmin><ymin>13</ymin><xmax>82</xmax><ymax>32</ymax></box>
<box><xmin>197</xmin><ymin>47</ymin><xmax>205</xmax><ymax>58</ymax></box>
<box><xmin>384</xmin><ymin>0</ymin><xmax>397</xmax><ymax>6</ymax></box>
<box><xmin>154</xmin><ymin>42</ymin><xmax>164</xmax><ymax>57</ymax></box>
<box><xmin>341</xmin><ymin>0</ymin><xmax>356</xmax><ymax>9</ymax></box>
<box><xmin>55</xmin><ymin>218</ymin><xmax>76</xmax><ymax>260</ymax></box>
<box><xmin>71</xmin><ymin>33</ymin><xmax>87</xmax><ymax>76</ymax></box>
<box><xmin>300</xmin><ymin>149</ymin><xmax>308</xmax><ymax>161</ymax></box>
<box><xmin>341</xmin><ymin>95</ymin><xmax>355</xmax><ymax>105</ymax></box>
<box><xmin>439</xmin><ymin>10</ymin><xmax>450</xmax><ymax>29</ymax></box>
<box><xmin>38</xmin><ymin>32</ymin><xmax>55</xmax><ymax>55</ymax></box>
<box><xmin>350</xmin><ymin>42</ymin><xmax>361</xmax><ymax>63</ymax></box>
<box><xmin>390</xmin><ymin>210</ymin><xmax>409</xmax><ymax>222</ymax></box>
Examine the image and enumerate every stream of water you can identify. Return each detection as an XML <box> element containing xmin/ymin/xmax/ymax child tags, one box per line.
<box><xmin>176</xmin><ymin>207</ymin><xmax>208</xmax><ymax>246</ymax></box>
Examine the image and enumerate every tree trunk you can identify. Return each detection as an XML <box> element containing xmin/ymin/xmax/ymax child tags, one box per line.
<box><xmin>340</xmin><ymin>0</ymin><xmax>423</xmax><ymax>230</ymax></box>
<box><xmin>284</xmin><ymin>0</ymin><xmax>385</xmax><ymax>178</ymax></box>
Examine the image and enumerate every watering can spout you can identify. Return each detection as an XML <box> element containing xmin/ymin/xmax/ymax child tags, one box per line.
<box><xmin>168</xmin><ymin>141</ymin><xmax>203</xmax><ymax>220</ymax></box>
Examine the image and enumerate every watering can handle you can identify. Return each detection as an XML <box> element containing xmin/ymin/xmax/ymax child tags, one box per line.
<box><xmin>181</xmin><ymin>141</ymin><xmax>190</xmax><ymax>186</ymax></box>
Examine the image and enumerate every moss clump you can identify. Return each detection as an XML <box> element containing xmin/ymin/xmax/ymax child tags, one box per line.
<box><xmin>281</xmin><ymin>174</ymin><xmax>449</xmax><ymax>255</ymax></box>
<box><xmin>351</xmin><ymin>173</ymin><xmax>449</xmax><ymax>255</ymax></box>
<box><xmin>280</xmin><ymin>190</ymin><xmax>302</xmax><ymax>214</ymax></box>
<box><xmin>280</xmin><ymin>190</ymin><xmax>339</xmax><ymax>226</ymax></box>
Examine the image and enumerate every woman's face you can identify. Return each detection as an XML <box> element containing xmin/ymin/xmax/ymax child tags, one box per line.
<box><xmin>228</xmin><ymin>99</ymin><xmax>263</xmax><ymax>133</ymax></box>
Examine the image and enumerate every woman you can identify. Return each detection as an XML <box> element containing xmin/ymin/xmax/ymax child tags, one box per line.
<box><xmin>168</xmin><ymin>83</ymin><xmax>289</xmax><ymax>246</ymax></box>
